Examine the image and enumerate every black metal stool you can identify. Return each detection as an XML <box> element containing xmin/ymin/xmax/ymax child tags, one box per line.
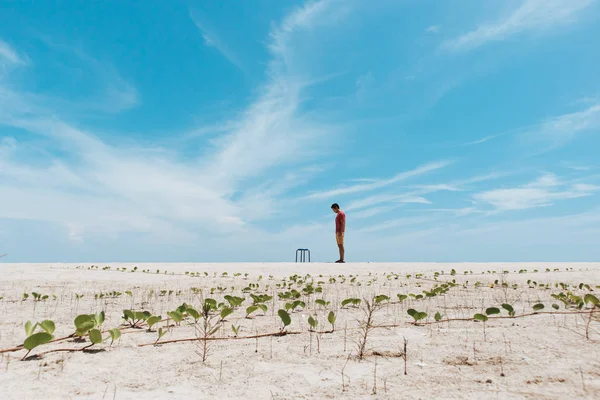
<box><xmin>295</xmin><ymin>248</ymin><xmax>310</xmax><ymax>262</ymax></box>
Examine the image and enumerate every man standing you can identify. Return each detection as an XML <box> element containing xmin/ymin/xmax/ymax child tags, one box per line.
<box><xmin>331</xmin><ymin>203</ymin><xmax>345</xmax><ymax>263</ymax></box>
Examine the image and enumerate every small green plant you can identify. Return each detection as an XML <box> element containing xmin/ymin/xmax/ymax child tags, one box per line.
<box><xmin>146</xmin><ymin>316</ymin><xmax>162</xmax><ymax>331</ymax></box>
<box><xmin>224</xmin><ymin>295</ymin><xmax>245</xmax><ymax>308</ymax></box>
<box><xmin>123</xmin><ymin>310</ymin><xmax>150</xmax><ymax>328</ymax></box>
<box><xmin>185</xmin><ymin>307</ymin><xmax>201</xmax><ymax>323</ymax></box>
<box><xmin>277</xmin><ymin>309</ymin><xmax>291</xmax><ymax>332</ymax></box>
<box><xmin>108</xmin><ymin>328</ymin><xmax>121</xmax><ymax>345</ymax></box>
<box><xmin>407</xmin><ymin>309</ymin><xmax>427</xmax><ymax>323</ymax></box>
<box><xmin>341</xmin><ymin>298</ymin><xmax>362</xmax><ymax>308</ymax></box>
<box><xmin>374</xmin><ymin>295</ymin><xmax>390</xmax><ymax>304</ymax></box>
<box><xmin>220</xmin><ymin>307</ymin><xmax>234</xmax><ymax>322</ymax></box>
<box><xmin>231</xmin><ymin>324</ymin><xmax>241</xmax><ymax>337</ymax></box>
<box><xmin>74</xmin><ymin>312</ymin><xmax>105</xmax><ymax>336</ymax></box>
<box><xmin>22</xmin><ymin>320</ymin><xmax>55</xmax><ymax>359</ymax></box>
<box><xmin>308</xmin><ymin>315</ymin><xmax>318</xmax><ymax>331</ymax></box>
<box><xmin>285</xmin><ymin>300</ymin><xmax>305</xmax><ymax>312</ymax></box>
<box><xmin>397</xmin><ymin>294</ymin><xmax>408</xmax><ymax>302</ymax></box>
<box><xmin>315</xmin><ymin>299</ymin><xmax>330</xmax><ymax>307</ymax></box>
<box><xmin>245</xmin><ymin>304</ymin><xmax>266</xmax><ymax>318</ymax></box>
<box><xmin>501</xmin><ymin>304</ymin><xmax>515</xmax><ymax>317</ymax></box>
<box><xmin>167</xmin><ymin>311</ymin><xmax>183</xmax><ymax>326</ymax></box>
<box><xmin>155</xmin><ymin>327</ymin><xmax>169</xmax><ymax>344</ymax></box>
<box><xmin>434</xmin><ymin>312</ymin><xmax>443</xmax><ymax>321</ymax></box>
<box><xmin>328</xmin><ymin>311</ymin><xmax>336</xmax><ymax>331</ymax></box>
<box><xmin>533</xmin><ymin>303</ymin><xmax>545</xmax><ymax>312</ymax></box>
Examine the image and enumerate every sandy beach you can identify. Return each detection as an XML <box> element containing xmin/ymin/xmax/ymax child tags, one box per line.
<box><xmin>0</xmin><ymin>262</ymin><xmax>599</xmax><ymax>399</ymax></box>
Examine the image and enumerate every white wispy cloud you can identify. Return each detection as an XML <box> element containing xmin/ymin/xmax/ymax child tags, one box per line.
<box><xmin>425</xmin><ymin>25</ymin><xmax>440</xmax><ymax>34</ymax></box>
<box><xmin>473</xmin><ymin>173</ymin><xmax>598</xmax><ymax>211</ymax></box>
<box><xmin>442</xmin><ymin>0</ymin><xmax>596</xmax><ymax>53</ymax></box>
<box><xmin>0</xmin><ymin>39</ymin><xmax>25</xmax><ymax>65</ymax></box>
<box><xmin>345</xmin><ymin>193</ymin><xmax>431</xmax><ymax>213</ymax></box>
<box><xmin>190</xmin><ymin>12</ymin><xmax>246</xmax><ymax>72</ymax></box>
<box><xmin>305</xmin><ymin>160</ymin><xmax>453</xmax><ymax>200</ymax></box>
<box><xmin>463</xmin><ymin>134</ymin><xmax>500</xmax><ymax>146</ymax></box>
<box><xmin>524</xmin><ymin>104</ymin><xmax>600</xmax><ymax>151</ymax></box>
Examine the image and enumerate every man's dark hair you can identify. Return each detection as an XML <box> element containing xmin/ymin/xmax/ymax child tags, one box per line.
<box><xmin>331</xmin><ymin>203</ymin><xmax>340</xmax><ymax>209</ymax></box>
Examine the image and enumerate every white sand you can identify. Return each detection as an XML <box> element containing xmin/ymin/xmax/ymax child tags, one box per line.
<box><xmin>0</xmin><ymin>262</ymin><xmax>599</xmax><ymax>399</ymax></box>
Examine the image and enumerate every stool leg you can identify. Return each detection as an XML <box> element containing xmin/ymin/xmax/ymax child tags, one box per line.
<box><xmin>308</xmin><ymin>250</ymin><xmax>311</xmax><ymax>263</ymax></box>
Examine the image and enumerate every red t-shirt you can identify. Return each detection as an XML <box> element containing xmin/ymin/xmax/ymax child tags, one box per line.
<box><xmin>335</xmin><ymin>211</ymin><xmax>346</xmax><ymax>233</ymax></box>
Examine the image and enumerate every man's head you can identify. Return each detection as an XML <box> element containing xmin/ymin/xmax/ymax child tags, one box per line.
<box><xmin>331</xmin><ymin>203</ymin><xmax>340</xmax><ymax>213</ymax></box>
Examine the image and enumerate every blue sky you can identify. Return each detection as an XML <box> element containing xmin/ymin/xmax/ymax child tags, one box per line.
<box><xmin>1</xmin><ymin>0</ymin><xmax>600</xmax><ymax>262</ymax></box>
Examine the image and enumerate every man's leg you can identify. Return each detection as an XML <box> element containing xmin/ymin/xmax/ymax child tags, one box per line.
<box><xmin>338</xmin><ymin>244</ymin><xmax>345</xmax><ymax>262</ymax></box>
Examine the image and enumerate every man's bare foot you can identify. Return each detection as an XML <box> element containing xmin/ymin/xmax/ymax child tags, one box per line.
<box><xmin>335</xmin><ymin>260</ymin><xmax>345</xmax><ymax>263</ymax></box>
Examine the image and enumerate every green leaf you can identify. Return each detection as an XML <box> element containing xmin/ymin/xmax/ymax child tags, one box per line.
<box><xmin>40</xmin><ymin>320</ymin><xmax>56</xmax><ymax>335</ymax></box>
<box><xmin>552</xmin><ymin>304</ymin><xmax>560</xmax><ymax>310</ymax></box>
<box><xmin>23</xmin><ymin>332</ymin><xmax>53</xmax><ymax>351</ymax></box>
<box><xmin>308</xmin><ymin>316</ymin><xmax>318</xmax><ymax>329</ymax></box>
<box><xmin>123</xmin><ymin>310</ymin><xmax>135</xmax><ymax>321</ymax></box>
<box><xmin>246</xmin><ymin>305</ymin><xmax>259</xmax><ymax>317</ymax></box>
<box><xmin>278</xmin><ymin>309</ymin><xmax>291</xmax><ymax>327</ymax></box>
<box><xmin>231</xmin><ymin>325</ymin><xmax>240</xmax><ymax>336</ymax></box>
<box><xmin>374</xmin><ymin>295</ymin><xmax>390</xmax><ymax>304</ymax></box>
<box><xmin>501</xmin><ymin>304</ymin><xmax>514</xmax><ymax>314</ymax></box>
<box><xmin>176</xmin><ymin>303</ymin><xmax>188</xmax><ymax>314</ymax></box>
<box><xmin>24</xmin><ymin>321</ymin><xmax>36</xmax><ymax>337</ymax></box>
<box><xmin>327</xmin><ymin>311</ymin><xmax>336</xmax><ymax>326</ymax></box>
<box><xmin>486</xmin><ymin>307</ymin><xmax>500</xmax><ymax>316</ymax></box>
<box><xmin>95</xmin><ymin>311</ymin><xmax>105</xmax><ymax>326</ymax></box>
<box><xmin>292</xmin><ymin>300</ymin><xmax>305</xmax><ymax>310</ymax></box>
<box><xmin>257</xmin><ymin>304</ymin><xmax>268</xmax><ymax>313</ymax></box>
<box><xmin>147</xmin><ymin>315</ymin><xmax>161</xmax><ymax>329</ymax></box>
<box><xmin>220</xmin><ymin>307</ymin><xmax>234</xmax><ymax>320</ymax></box>
<box><xmin>584</xmin><ymin>294</ymin><xmax>599</xmax><ymax>306</ymax></box>
<box><xmin>109</xmin><ymin>328</ymin><xmax>121</xmax><ymax>343</ymax></box>
<box><xmin>158</xmin><ymin>327</ymin><xmax>168</xmax><ymax>340</ymax></box>
<box><xmin>434</xmin><ymin>312</ymin><xmax>442</xmax><ymax>321</ymax></box>
<box><xmin>74</xmin><ymin>314</ymin><xmax>95</xmax><ymax>329</ymax></box>
<box><xmin>407</xmin><ymin>309</ymin><xmax>417</xmax><ymax>318</ymax></box>
<box><xmin>533</xmin><ymin>303</ymin><xmax>545</xmax><ymax>311</ymax></box>
<box><xmin>225</xmin><ymin>295</ymin><xmax>243</xmax><ymax>308</ymax></box>
<box><xmin>285</xmin><ymin>302</ymin><xmax>293</xmax><ymax>311</ymax></box>
<box><xmin>89</xmin><ymin>329</ymin><xmax>103</xmax><ymax>344</ymax></box>
<box><xmin>341</xmin><ymin>298</ymin><xmax>353</xmax><ymax>308</ymax></box>
<box><xmin>167</xmin><ymin>311</ymin><xmax>183</xmax><ymax>323</ymax></box>
<box><xmin>186</xmin><ymin>308</ymin><xmax>200</xmax><ymax>321</ymax></box>
<box><xmin>416</xmin><ymin>312</ymin><xmax>428</xmax><ymax>321</ymax></box>
<box><xmin>134</xmin><ymin>311</ymin><xmax>150</xmax><ymax>321</ymax></box>
<box><xmin>75</xmin><ymin>321</ymin><xmax>95</xmax><ymax>336</ymax></box>
<box><xmin>315</xmin><ymin>299</ymin><xmax>327</xmax><ymax>307</ymax></box>
<box><xmin>205</xmin><ymin>298</ymin><xmax>218</xmax><ymax>310</ymax></box>
<box><xmin>474</xmin><ymin>314</ymin><xmax>488</xmax><ymax>322</ymax></box>
<box><xmin>397</xmin><ymin>294</ymin><xmax>408</xmax><ymax>302</ymax></box>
